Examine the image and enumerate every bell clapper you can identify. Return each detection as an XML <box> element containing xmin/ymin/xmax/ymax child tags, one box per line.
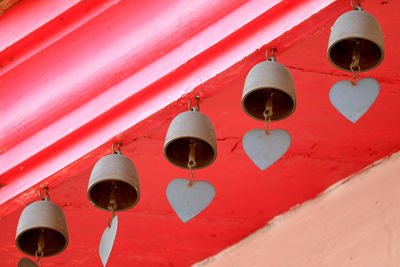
<box><xmin>187</xmin><ymin>139</ymin><xmax>197</xmax><ymax>186</ymax></box>
<box><xmin>350</xmin><ymin>40</ymin><xmax>361</xmax><ymax>86</ymax></box>
<box><xmin>263</xmin><ymin>90</ymin><xmax>274</xmax><ymax>135</ymax></box>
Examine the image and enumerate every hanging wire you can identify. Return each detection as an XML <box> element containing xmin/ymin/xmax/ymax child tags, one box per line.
<box><xmin>187</xmin><ymin>139</ymin><xmax>197</xmax><ymax>185</ymax></box>
<box><xmin>263</xmin><ymin>90</ymin><xmax>274</xmax><ymax>134</ymax></box>
<box><xmin>188</xmin><ymin>164</ymin><xmax>195</xmax><ymax>186</ymax></box>
<box><xmin>35</xmin><ymin>256</ymin><xmax>43</xmax><ymax>267</ymax></box>
<box><xmin>34</xmin><ymin>229</ymin><xmax>45</xmax><ymax>267</ymax></box>
<box><xmin>107</xmin><ymin>182</ymin><xmax>117</xmax><ymax>227</ymax></box>
<box><xmin>39</xmin><ymin>186</ymin><xmax>50</xmax><ymax>201</ymax></box>
<box><xmin>107</xmin><ymin>205</ymin><xmax>116</xmax><ymax>228</ymax></box>
<box><xmin>351</xmin><ymin>0</ymin><xmax>363</xmax><ymax>10</ymax></box>
<box><xmin>350</xmin><ymin>40</ymin><xmax>361</xmax><ymax>85</ymax></box>
<box><xmin>188</xmin><ymin>96</ymin><xmax>201</xmax><ymax>111</ymax></box>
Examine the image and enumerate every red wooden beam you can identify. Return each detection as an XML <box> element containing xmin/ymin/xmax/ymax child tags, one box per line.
<box><xmin>0</xmin><ymin>0</ymin><xmax>348</xmax><ymax>216</ymax></box>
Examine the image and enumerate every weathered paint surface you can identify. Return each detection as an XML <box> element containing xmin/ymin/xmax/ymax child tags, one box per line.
<box><xmin>0</xmin><ymin>0</ymin><xmax>342</xmax><ymax>215</ymax></box>
<box><xmin>0</xmin><ymin>0</ymin><xmax>399</xmax><ymax>266</ymax></box>
<box><xmin>194</xmin><ymin>150</ymin><xmax>400</xmax><ymax>267</ymax></box>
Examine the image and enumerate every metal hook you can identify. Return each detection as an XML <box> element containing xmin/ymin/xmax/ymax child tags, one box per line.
<box><xmin>266</xmin><ymin>48</ymin><xmax>277</xmax><ymax>62</ymax></box>
<box><xmin>351</xmin><ymin>0</ymin><xmax>363</xmax><ymax>10</ymax></box>
<box><xmin>112</xmin><ymin>143</ymin><xmax>121</xmax><ymax>154</ymax></box>
<box><xmin>350</xmin><ymin>40</ymin><xmax>361</xmax><ymax>85</ymax></box>
<box><xmin>188</xmin><ymin>96</ymin><xmax>201</xmax><ymax>111</ymax></box>
<box><xmin>39</xmin><ymin>185</ymin><xmax>50</xmax><ymax>201</ymax></box>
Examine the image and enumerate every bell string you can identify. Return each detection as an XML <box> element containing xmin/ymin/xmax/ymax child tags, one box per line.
<box><xmin>350</xmin><ymin>40</ymin><xmax>361</xmax><ymax>85</ymax></box>
<box><xmin>263</xmin><ymin>90</ymin><xmax>274</xmax><ymax>134</ymax></box>
<box><xmin>107</xmin><ymin>206</ymin><xmax>116</xmax><ymax>228</ymax></box>
<box><xmin>187</xmin><ymin>139</ymin><xmax>197</xmax><ymax>168</ymax></box>
<box><xmin>188</xmin><ymin>165</ymin><xmax>195</xmax><ymax>186</ymax></box>
<box><xmin>107</xmin><ymin>183</ymin><xmax>117</xmax><ymax>227</ymax></box>
<box><xmin>187</xmin><ymin>139</ymin><xmax>197</xmax><ymax>185</ymax></box>
<box><xmin>34</xmin><ymin>229</ymin><xmax>45</xmax><ymax>267</ymax></box>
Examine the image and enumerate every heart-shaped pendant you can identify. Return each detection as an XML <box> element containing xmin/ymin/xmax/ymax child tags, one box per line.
<box><xmin>166</xmin><ymin>178</ymin><xmax>215</xmax><ymax>223</ymax></box>
<box><xmin>99</xmin><ymin>215</ymin><xmax>118</xmax><ymax>267</ymax></box>
<box><xmin>329</xmin><ymin>78</ymin><xmax>380</xmax><ymax>123</ymax></box>
<box><xmin>243</xmin><ymin>129</ymin><xmax>291</xmax><ymax>171</ymax></box>
<box><xmin>18</xmin><ymin>258</ymin><xmax>38</xmax><ymax>267</ymax></box>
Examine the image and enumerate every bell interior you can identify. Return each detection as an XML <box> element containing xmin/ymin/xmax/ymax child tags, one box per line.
<box><xmin>329</xmin><ymin>38</ymin><xmax>382</xmax><ymax>71</ymax></box>
<box><xmin>89</xmin><ymin>180</ymin><xmax>138</xmax><ymax>211</ymax></box>
<box><xmin>165</xmin><ymin>137</ymin><xmax>214</xmax><ymax>168</ymax></box>
<box><xmin>17</xmin><ymin>228</ymin><xmax>66</xmax><ymax>257</ymax></box>
<box><xmin>243</xmin><ymin>88</ymin><xmax>294</xmax><ymax>121</ymax></box>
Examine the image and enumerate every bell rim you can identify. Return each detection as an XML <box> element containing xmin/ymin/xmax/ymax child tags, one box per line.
<box><xmin>87</xmin><ymin>178</ymin><xmax>141</xmax><ymax>212</ymax></box>
<box><xmin>163</xmin><ymin>135</ymin><xmax>217</xmax><ymax>170</ymax></box>
<box><xmin>15</xmin><ymin>226</ymin><xmax>68</xmax><ymax>257</ymax></box>
<box><xmin>241</xmin><ymin>87</ymin><xmax>296</xmax><ymax>122</ymax></box>
<box><xmin>327</xmin><ymin>36</ymin><xmax>385</xmax><ymax>72</ymax></box>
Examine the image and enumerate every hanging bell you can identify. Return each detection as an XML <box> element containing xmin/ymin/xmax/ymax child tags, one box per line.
<box><xmin>328</xmin><ymin>9</ymin><xmax>384</xmax><ymax>72</ymax></box>
<box><xmin>164</xmin><ymin>97</ymin><xmax>217</xmax><ymax>169</ymax></box>
<box><xmin>87</xmin><ymin>146</ymin><xmax>140</xmax><ymax>212</ymax></box>
<box><xmin>15</xmin><ymin>200</ymin><xmax>68</xmax><ymax>257</ymax></box>
<box><xmin>242</xmin><ymin>49</ymin><xmax>296</xmax><ymax>121</ymax></box>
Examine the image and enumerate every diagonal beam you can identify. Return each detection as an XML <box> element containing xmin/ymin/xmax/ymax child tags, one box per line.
<box><xmin>0</xmin><ymin>0</ymin><xmax>349</xmax><ymax>216</ymax></box>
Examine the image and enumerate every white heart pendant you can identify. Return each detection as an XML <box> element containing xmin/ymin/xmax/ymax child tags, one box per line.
<box><xmin>329</xmin><ymin>78</ymin><xmax>380</xmax><ymax>123</ymax></box>
<box><xmin>166</xmin><ymin>178</ymin><xmax>215</xmax><ymax>223</ymax></box>
<box><xmin>99</xmin><ymin>215</ymin><xmax>118</xmax><ymax>267</ymax></box>
<box><xmin>18</xmin><ymin>258</ymin><xmax>38</xmax><ymax>267</ymax></box>
<box><xmin>243</xmin><ymin>129</ymin><xmax>291</xmax><ymax>171</ymax></box>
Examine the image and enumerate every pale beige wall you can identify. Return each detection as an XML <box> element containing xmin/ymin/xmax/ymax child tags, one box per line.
<box><xmin>194</xmin><ymin>151</ymin><xmax>400</xmax><ymax>267</ymax></box>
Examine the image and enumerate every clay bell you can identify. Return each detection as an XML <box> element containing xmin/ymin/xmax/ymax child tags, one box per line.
<box><xmin>242</xmin><ymin>56</ymin><xmax>296</xmax><ymax>121</ymax></box>
<box><xmin>164</xmin><ymin>106</ymin><xmax>217</xmax><ymax>169</ymax></box>
<box><xmin>87</xmin><ymin>151</ymin><xmax>140</xmax><ymax>212</ymax></box>
<box><xmin>15</xmin><ymin>200</ymin><xmax>68</xmax><ymax>257</ymax></box>
<box><xmin>328</xmin><ymin>9</ymin><xmax>384</xmax><ymax>72</ymax></box>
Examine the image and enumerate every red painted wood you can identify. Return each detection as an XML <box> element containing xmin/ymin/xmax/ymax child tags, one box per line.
<box><xmin>0</xmin><ymin>0</ymin><xmax>340</xmax><ymax>213</ymax></box>
<box><xmin>0</xmin><ymin>0</ymin><xmax>399</xmax><ymax>266</ymax></box>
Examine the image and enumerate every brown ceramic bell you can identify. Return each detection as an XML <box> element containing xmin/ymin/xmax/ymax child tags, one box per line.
<box><xmin>242</xmin><ymin>55</ymin><xmax>296</xmax><ymax>122</ymax></box>
<box><xmin>15</xmin><ymin>200</ymin><xmax>69</xmax><ymax>257</ymax></box>
<box><xmin>164</xmin><ymin>106</ymin><xmax>217</xmax><ymax>169</ymax></box>
<box><xmin>328</xmin><ymin>9</ymin><xmax>384</xmax><ymax>72</ymax></box>
<box><xmin>87</xmin><ymin>152</ymin><xmax>140</xmax><ymax>212</ymax></box>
